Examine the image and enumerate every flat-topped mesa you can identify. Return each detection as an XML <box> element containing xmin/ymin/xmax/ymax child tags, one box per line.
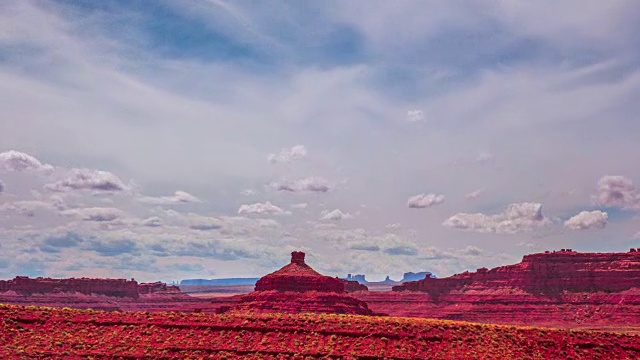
<box><xmin>0</xmin><ymin>276</ymin><xmax>140</xmax><ymax>298</ymax></box>
<box><xmin>393</xmin><ymin>249</ymin><xmax>640</xmax><ymax>295</ymax></box>
<box><xmin>254</xmin><ymin>251</ymin><xmax>345</xmax><ymax>293</ymax></box>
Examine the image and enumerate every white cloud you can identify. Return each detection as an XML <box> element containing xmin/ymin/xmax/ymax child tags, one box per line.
<box><xmin>593</xmin><ymin>175</ymin><xmax>640</xmax><ymax>210</ymax></box>
<box><xmin>320</xmin><ymin>209</ymin><xmax>353</xmax><ymax>221</ymax></box>
<box><xmin>240</xmin><ymin>189</ymin><xmax>256</xmax><ymax>196</ymax></box>
<box><xmin>62</xmin><ymin>207</ymin><xmax>123</xmax><ymax>222</ymax></box>
<box><xmin>633</xmin><ymin>231</ymin><xmax>640</xmax><ymax>240</ymax></box>
<box><xmin>238</xmin><ymin>201</ymin><xmax>291</xmax><ymax>216</ymax></box>
<box><xmin>465</xmin><ymin>189</ymin><xmax>484</xmax><ymax>200</ymax></box>
<box><xmin>443</xmin><ymin>202</ymin><xmax>551</xmax><ymax>234</ymax></box>
<box><xmin>564</xmin><ymin>210</ymin><xmax>608</xmax><ymax>230</ymax></box>
<box><xmin>0</xmin><ymin>150</ymin><xmax>53</xmax><ymax>173</ymax></box>
<box><xmin>45</xmin><ymin>168</ymin><xmax>128</xmax><ymax>193</ymax></box>
<box><xmin>267</xmin><ymin>145</ymin><xmax>308</xmax><ymax>163</ymax></box>
<box><xmin>406</xmin><ymin>109</ymin><xmax>424</xmax><ymax>122</ymax></box>
<box><xmin>141</xmin><ymin>216</ymin><xmax>163</xmax><ymax>227</ymax></box>
<box><xmin>189</xmin><ymin>216</ymin><xmax>223</xmax><ymax>231</ymax></box>
<box><xmin>476</xmin><ymin>152</ymin><xmax>494</xmax><ymax>163</ymax></box>
<box><xmin>274</xmin><ymin>176</ymin><xmax>331</xmax><ymax>193</ymax></box>
<box><xmin>138</xmin><ymin>190</ymin><xmax>201</xmax><ymax>205</ymax></box>
<box><xmin>407</xmin><ymin>193</ymin><xmax>445</xmax><ymax>208</ymax></box>
<box><xmin>290</xmin><ymin>202</ymin><xmax>308</xmax><ymax>209</ymax></box>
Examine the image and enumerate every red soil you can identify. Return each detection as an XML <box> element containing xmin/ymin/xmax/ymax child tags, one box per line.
<box><xmin>2</xmin><ymin>303</ymin><xmax>639</xmax><ymax>359</ymax></box>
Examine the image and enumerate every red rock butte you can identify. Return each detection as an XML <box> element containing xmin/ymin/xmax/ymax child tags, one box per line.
<box><xmin>227</xmin><ymin>251</ymin><xmax>376</xmax><ymax>315</ymax></box>
<box><xmin>254</xmin><ymin>251</ymin><xmax>344</xmax><ymax>293</ymax></box>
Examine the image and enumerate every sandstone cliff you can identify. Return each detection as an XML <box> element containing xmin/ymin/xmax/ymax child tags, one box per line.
<box><xmin>0</xmin><ymin>276</ymin><xmax>140</xmax><ymax>298</ymax></box>
<box><xmin>0</xmin><ymin>277</ymin><xmax>184</xmax><ymax>298</ymax></box>
<box><xmin>393</xmin><ymin>249</ymin><xmax>640</xmax><ymax>296</ymax></box>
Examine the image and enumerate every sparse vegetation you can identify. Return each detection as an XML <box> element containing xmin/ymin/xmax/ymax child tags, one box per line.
<box><xmin>1</xmin><ymin>303</ymin><xmax>639</xmax><ymax>359</ymax></box>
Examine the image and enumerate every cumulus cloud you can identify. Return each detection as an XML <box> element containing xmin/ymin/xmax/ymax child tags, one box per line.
<box><xmin>141</xmin><ymin>216</ymin><xmax>163</xmax><ymax>227</ymax></box>
<box><xmin>138</xmin><ymin>190</ymin><xmax>201</xmax><ymax>205</ymax></box>
<box><xmin>593</xmin><ymin>175</ymin><xmax>640</xmax><ymax>210</ymax></box>
<box><xmin>443</xmin><ymin>202</ymin><xmax>551</xmax><ymax>234</ymax></box>
<box><xmin>238</xmin><ymin>201</ymin><xmax>291</xmax><ymax>216</ymax></box>
<box><xmin>84</xmin><ymin>239</ymin><xmax>138</xmax><ymax>257</ymax></box>
<box><xmin>274</xmin><ymin>176</ymin><xmax>332</xmax><ymax>193</ymax></box>
<box><xmin>0</xmin><ymin>198</ymin><xmax>66</xmax><ymax>217</ymax></box>
<box><xmin>62</xmin><ymin>207</ymin><xmax>123</xmax><ymax>222</ymax></box>
<box><xmin>349</xmin><ymin>233</ymin><xmax>418</xmax><ymax>256</ymax></box>
<box><xmin>407</xmin><ymin>193</ymin><xmax>445</xmax><ymax>208</ymax></box>
<box><xmin>564</xmin><ymin>210</ymin><xmax>608</xmax><ymax>230</ymax></box>
<box><xmin>0</xmin><ymin>150</ymin><xmax>54</xmax><ymax>173</ymax></box>
<box><xmin>267</xmin><ymin>145</ymin><xmax>308</xmax><ymax>163</ymax></box>
<box><xmin>45</xmin><ymin>168</ymin><xmax>127</xmax><ymax>192</ymax></box>
<box><xmin>320</xmin><ymin>209</ymin><xmax>353</xmax><ymax>221</ymax></box>
<box><xmin>465</xmin><ymin>189</ymin><xmax>484</xmax><ymax>200</ymax></box>
<box><xmin>406</xmin><ymin>109</ymin><xmax>424</xmax><ymax>122</ymax></box>
<box><xmin>189</xmin><ymin>216</ymin><xmax>223</xmax><ymax>231</ymax></box>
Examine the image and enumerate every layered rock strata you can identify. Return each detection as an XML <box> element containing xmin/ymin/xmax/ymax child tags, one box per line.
<box><xmin>0</xmin><ymin>277</ymin><xmax>183</xmax><ymax>298</ymax></box>
<box><xmin>393</xmin><ymin>249</ymin><xmax>640</xmax><ymax>295</ymax></box>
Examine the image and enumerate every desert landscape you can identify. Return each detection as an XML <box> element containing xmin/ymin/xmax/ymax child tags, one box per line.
<box><xmin>2</xmin><ymin>1</ymin><xmax>640</xmax><ymax>358</ymax></box>
<box><xmin>1</xmin><ymin>250</ymin><xmax>640</xmax><ymax>358</ymax></box>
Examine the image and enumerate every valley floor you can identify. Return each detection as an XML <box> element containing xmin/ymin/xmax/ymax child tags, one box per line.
<box><xmin>1</xmin><ymin>303</ymin><xmax>639</xmax><ymax>359</ymax></box>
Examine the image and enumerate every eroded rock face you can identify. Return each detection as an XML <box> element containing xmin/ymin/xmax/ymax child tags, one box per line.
<box><xmin>138</xmin><ymin>282</ymin><xmax>182</xmax><ymax>295</ymax></box>
<box><xmin>229</xmin><ymin>252</ymin><xmax>376</xmax><ymax>315</ymax></box>
<box><xmin>341</xmin><ymin>279</ymin><xmax>368</xmax><ymax>292</ymax></box>
<box><xmin>393</xmin><ymin>249</ymin><xmax>640</xmax><ymax>295</ymax></box>
<box><xmin>254</xmin><ymin>252</ymin><xmax>344</xmax><ymax>293</ymax></box>
<box><xmin>0</xmin><ymin>277</ymin><xmax>184</xmax><ymax>298</ymax></box>
<box><xmin>0</xmin><ymin>276</ymin><xmax>140</xmax><ymax>298</ymax></box>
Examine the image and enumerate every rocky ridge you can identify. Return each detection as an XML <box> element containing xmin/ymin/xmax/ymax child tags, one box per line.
<box><xmin>0</xmin><ymin>276</ymin><xmax>182</xmax><ymax>298</ymax></box>
<box><xmin>393</xmin><ymin>249</ymin><xmax>640</xmax><ymax>295</ymax></box>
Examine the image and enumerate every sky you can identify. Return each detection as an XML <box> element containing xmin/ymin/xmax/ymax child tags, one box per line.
<box><xmin>1</xmin><ymin>0</ymin><xmax>640</xmax><ymax>283</ymax></box>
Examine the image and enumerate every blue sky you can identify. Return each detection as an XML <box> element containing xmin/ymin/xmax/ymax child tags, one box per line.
<box><xmin>1</xmin><ymin>0</ymin><xmax>640</xmax><ymax>282</ymax></box>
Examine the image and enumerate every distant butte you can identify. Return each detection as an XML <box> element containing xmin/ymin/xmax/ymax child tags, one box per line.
<box><xmin>226</xmin><ymin>251</ymin><xmax>376</xmax><ymax>315</ymax></box>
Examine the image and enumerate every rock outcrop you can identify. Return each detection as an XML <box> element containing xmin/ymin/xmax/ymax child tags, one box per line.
<box><xmin>401</xmin><ymin>271</ymin><xmax>434</xmax><ymax>282</ymax></box>
<box><xmin>137</xmin><ymin>282</ymin><xmax>182</xmax><ymax>295</ymax></box>
<box><xmin>340</xmin><ymin>279</ymin><xmax>369</xmax><ymax>292</ymax></box>
<box><xmin>254</xmin><ymin>251</ymin><xmax>344</xmax><ymax>293</ymax></box>
<box><xmin>0</xmin><ymin>276</ymin><xmax>140</xmax><ymax>298</ymax></box>
<box><xmin>393</xmin><ymin>249</ymin><xmax>640</xmax><ymax>295</ymax></box>
<box><xmin>364</xmin><ymin>249</ymin><xmax>640</xmax><ymax>328</ymax></box>
<box><xmin>0</xmin><ymin>277</ymin><xmax>184</xmax><ymax>298</ymax></box>
<box><xmin>227</xmin><ymin>251</ymin><xmax>376</xmax><ymax>315</ymax></box>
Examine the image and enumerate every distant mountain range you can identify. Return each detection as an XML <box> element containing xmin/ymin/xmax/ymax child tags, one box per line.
<box><xmin>180</xmin><ymin>271</ymin><xmax>435</xmax><ymax>287</ymax></box>
<box><xmin>343</xmin><ymin>272</ymin><xmax>435</xmax><ymax>284</ymax></box>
